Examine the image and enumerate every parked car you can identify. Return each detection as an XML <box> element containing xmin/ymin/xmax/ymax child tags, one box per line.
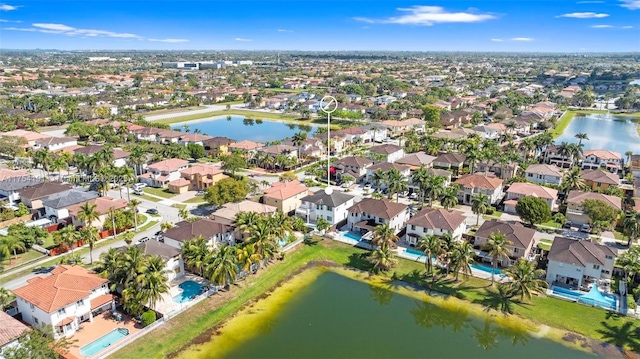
<box><xmin>133</xmin><ymin>183</ymin><xmax>147</xmax><ymax>190</ymax></box>
<box><xmin>563</xmin><ymin>221</ymin><xmax>573</xmax><ymax>229</ymax></box>
<box><xmin>196</xmin><ymin>190</ymin><xmax>206</xmax><ymax>196</ymax></box>
<box><xmin>138</xmin><ymin>236</ymin><xmax>150</xmax><ymax>243</ymax></box>
<box><xmin>363</xmin><ymin>184</ymin><xmax>372</xmax><ymax>191</ymax></box>
<box><xmin>133</xmin><ymin>189</ymin><xmax>144</xmax><ymax>196</ymax></box>
<box><xmin>580</xmin><ymin>224</ymin><xmax>591</xmax><ymax>233</ymax></box>
<box><xmin>147</xmin><ymin>208</ymin><xmax>158</xmax><ymax>215</ymax></box>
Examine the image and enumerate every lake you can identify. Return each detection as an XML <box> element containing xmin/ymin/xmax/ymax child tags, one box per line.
<box><xmin>177</xmin><ymin>268</ymin><xmax>605</xmax><ymax>359</ymax></box>
<box><xmin>555</xmin><ymin>114</ymin><xmax>640</xmax><ymax>154</ymax></box>
<box><xmin>171</xmin><ymin>115</ymin><xmax>318</xmax><ymax>143</ymax></box>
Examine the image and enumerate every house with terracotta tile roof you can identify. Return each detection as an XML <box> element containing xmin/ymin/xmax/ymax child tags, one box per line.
<box><xmin>582</xmin><ymin>149</ymin><xmax>622</xmax><ymax>172</ymax></box>
<box><xmin>580</xmin><ymin>169</ymin><xmax>620</xmax><ymax>191</ymax></box>
<box><xmin>263</xmin><ymin>180</ymin><xmax>309</xmax><ymax>213</ymax></box>
<box><xmin>0</xmin><ymin>311</ymin><xmax>29</xmax><ymax>352</ymax></box>
<box><xmin>405</xmin><ymin>208</ymin><xmax>467</xmax><ymax>245</ymax></box>
<box><xmin>504</xmin><ymin>182</ymin><xmax>558</xmax><ymax>213</ymax></box>
<box><xmin>474</xmin><ymin>220</ymin><xmax>536</xmax><ymax>266</ymax></box>
<box><xmin>177</xmin><ymin>164</ymin><xmax>227</xmax><ymax>192</ymax></box>
<box><xmin>346</xmin><ymin>198</ymin><xmax>409</xmax><ymax>234</ymax></box>
<box><xmin>566</xmin><ymin>191</ymin><xmax>622</xmax><ymax>226</ymax></box>
<box><xmin>68</xmin><ymin>197</ymin><xmax>128</xmax><ymax>229</ymax></box>
<box><xmin>546</xmin><ymin>236</ymin><xmax>617</xmax><ymax>289</ymax></box>
<box><xmin>12</xmin><ymin>265</ymin><xmax>114</xmax><ymax>338</ymax></box>
<box><xmin>380</xmin><ymin>118</ymin><xmax>426</xmax><ymax>137</ymax></box>
<box><xmin>228</xmin><ymin>140</ymin><xmax>264</xmax><ymax>154</ymax></box>
<box><xmin>139</xmin><ymin>158</ymin><xmax>189</xmax><ymax>188</ymax></box>
<box><xmin>454</xmin><ymin>174</ymin><xmax>503</xmax><ymax>205</ymax></box>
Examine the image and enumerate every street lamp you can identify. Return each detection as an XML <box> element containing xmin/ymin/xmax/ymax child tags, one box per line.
<box><xmin>319</xmin><ymin>96</ymin><xmax>337</xmax><ymax>195</ymax></box>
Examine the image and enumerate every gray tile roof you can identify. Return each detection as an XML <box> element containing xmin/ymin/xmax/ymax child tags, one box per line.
<box><xmin>136</xmin><ymin>240</ymin><xmax>180</xmax><ymax>259</ymax></box>
<box><xmin>301</xmin><ymin>190</ymin><xmax>354</xmax><ymax>208</ymax></box>
<box><xmin>42</xmin><ymin>190</ymin><xmax>99</xmax><ymax>209</ymax></box>
<box><xmin>548</xmin><ymin>236</ymin><xmax>617</xmax><ymax>266</ymax></box>
<box><xmin>0</xmin><ymin>176</ymin><xmax>43</xmax><ymax>192</ymax></box>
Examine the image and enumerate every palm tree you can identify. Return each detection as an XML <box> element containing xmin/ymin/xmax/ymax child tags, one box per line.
<box><xmin>482</xmin><ymin>232</ymin><xmax>512</xmax><ymax>285</ymax></box>
<box><xmin>450</xmin><ymin>241</ymin><xmax>475</xmax><ymax>281</ymax></box>
<box><xmin>623</xmin><ymin>211</ymin><xmax>640</xmax><ymax>246</ymax></box>
<box><xmin>504</xmin><ymin>258</ymin><xmax>548</xmax><ymax>302</ymax></box>
<box><xmin>471</xmin><ymin>193</ymin><xmax>489</xmax><ymax>226</ymax></box>
<box><xmin>236</xmin><ymin>243</ymin><xmax>262</xmax><ymax>274</ymax></box>
<box><xmin>562</xmin><ymin>166</ymin><xmax>585</xmax><ymax>193</ymax></box>
<box><xmin>0</xmin><ymin>236</ymin><xmax>25</xmax><ymax>263</ymax></box>
<box><xmin>138</xmin><ymin>255</ymin><xmax>170</xmax><ymax>310</ymax></box>
<box><xmin>233</xmin><ymin>211</ymin><xmax>261</xmax><ymax>236</ymax></box>
<box><xmin>315</xmin><ymin>217</ymin><xmax>331</xmax><ymax>234</ymax></box>
<box><xmin>440</xmin><ymin>186</ymin><xmax>459</xmax><ymax>210</ymax></box>
<box><xmin>292</xmin><ymin>131</ymin><xmax>307</xmax><ymax>161</ymax></box>
<box><xmin>77</xmin><ymin>201</ymin><xmax>100</xmax><ymax>229</ymax></box>
<box><xmin>246</xmin><ymin>219</ymin><xmax>277</xmax><ymax>260</ymax></box>
<box><xmin>424</xmin><ymin>174</ymin><xmax>445</xmax><ymax>207</ymax></box>
<box><xmin>575</xmin><ymin>132</ymin><xmax>589</xmax><ymax>146</ymax></box>
<box><xmin>368</xmin><ymin>245</ymin><xmax>396</xmax><ymax>273</ymax></box>
<box><xmin>372</xmin><ymin>223</ymin><xmax>398</xmax><ymax>250</ymax></box>
<box><xmin>128</xmin><ymin>199</ymin><xmax>141</xmax><ymax>230</ymax></box>
<box><xmin>417</xmin><ymin>235</ymin><xmax>443</xmax><ymax>286</ymax></box>
<box><xmin>0</xmin><ymin>288</ymin><xmax>12</xmax><ymax>311</ymax></box>
<box><xmin>53</xmin><ymin>225</ymin><xmax>79</xmax><ymax>255</ymax></box>
<box><xmin>178</xmin><ymin>207</ymin><xmax>190</xmax><ymax>221</ymax></box>
<box><xmin>412</xmin><ymin>166</ymin><xmax>430</xmax><ymax>207</ymax></box>
<box><xmin>372</xmin><ymin>170</ymin><xmax>386</xmax><ymax>191</ymax></box>
<box><xmin>80</xmin><ymin>226</ymin><xmax>99</xmax><ymax>264</ymax></box>
<box><xmin>181</xmin><ymin>235</ymin><xmax>210</xmax><ymax>276</ymax></box>
<box><xmin>206</xmin><ymin>246</ymin><xmax>238</xmax><ymax>288</ymax></box>
<box><xmin>385</xmin><ymin>168</ymin><xmax>409</xmax><ymax>202</ymax></box>
<box><xmin>33</xmin><ymin>149</ymin><xmax>53</xmax><ymax>178</ymax></box>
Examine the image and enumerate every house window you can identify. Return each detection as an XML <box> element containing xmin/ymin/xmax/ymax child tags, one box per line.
<box><xmin>58</xmin><ymin>308</ymin><xmax>66</xmax><ymax>315</ymax></box>
<box><xmin>605</xmin><ymin>255</ymin><xmax>613</xmax><ymax>260</ymax></box>
<box><xmin>34</xmin><ymin>317</ymin><xmax>39</xmax><ymax>324</ymax></box>
<box><xmin>513</xmin><ymin>248</ymin><xmax>519</xmax><ymax>254</ymax></box>
<box><xmin>327</xmin><ymin>216</ymin><xmax>332</xmax><ymax>222</ymax></box>
<box><xmin>30</xmin><ymin>303</ymin><xmax>35</xmax><ymax>310</ymax></box>
<box><xmin>411</xmin><ymin>225</ymin><xmax>416</xmax><ymax>230</ymax></box>
<box><xmin>593</xmin><ymin>264</ymin><xmax>600</xmax><ymax>270</ymax></box>
<box><xmin>76</xmin><ymin>299</ymin><xmax>84</xmax><ymax>306</ymax></box>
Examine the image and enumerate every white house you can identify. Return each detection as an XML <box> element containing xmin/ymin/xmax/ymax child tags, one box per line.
<box><xmin>366</xmin><ymin>162</ymin><xmax>411</xmax><ymax>188</ymax></box>
<box><xmin>139</xmin><ymin>158</ymin><xmax>189</xmax><ymax>188</ymax></box>
<box><xmin>0</xmin><ymin>311</ymin><xmax>30</xmax><ymax>353</ymax></box>
<box><xmin>73</xmin><ymin>145</ymin><xmax>131</xmax><ymax>168</ymax></box>
<box><xmin>546</xmin><ymin>236</ymin><xmax>617</xmax><ymax>289</ymax></box>
<box><xmin>12</xmin><ymin>266</ymin><xmax>115</xmax><ymax>339</ymax></box>
<box><xmin>454</xmin><ymin>174</ymin><xmax>503</xmax><ymax>205</ymax></box>
<box><xmin>346</xmin><ymin>198</ymin><xmax>409</xmax><ymax>234</ymax></box>
<box><xmin>163</xmin><ymin>219</ymin><xmax>235</xmax><ymax>249</ymax></box>
<box><xmin>296</xmin><ymin>190</ymin><xmax>355</xmax><ymax>225</ymax></box>
<box><xmin>42</xmin><ymin>189</ymin><xmax>99</xmax><ymax>223</ymax></box>
<box><xmin>369</xmin><ymin>144</ymin><xmax>405</xmax><ymax>163</ymax></box>
<box><xmin>33</xmin><ymin>136</ymin><xmax>78</xmax><ymax>152</ymax></box>
<box><xmin>504</xmin><ymin>182</ymin><xmax>558</xmax><ymax>213</ymax></box>
<box><xmin>136</xmin><ymin>240</ymin><xmax>185</xmax><ymax>282</ymax></box>
<box><xmin>405</xmin><ymin>208</ymin><xmax>467</xmax><ymax>246</ymax></box>
<box><xmin>471</xmin><ymin>125</ymin><xmax>500</xmax><ymax>140</ymax></box>
<box><xmin>582</xmin><ymin>149</ymin><xmax>622</xmax><ymax>172</ymax></box>
<box><xmin>333</xmin><ymin>156</ymin><xmax>373</xmax><ymax>183</ymax></box>
<box><xmin>0</xmin><ymin>176</ymin><xmax>43</xmax><ymax>206</ymax></box>
<box><xmin>525</xmin><ymin>164</ymin><xmax>563</xmax><ymax>186</ymax></box>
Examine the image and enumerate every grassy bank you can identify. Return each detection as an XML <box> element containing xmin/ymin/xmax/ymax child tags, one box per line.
<box><xmin>552</xmin><ymin>109</ymin><xmax>640</xmax><ymax>139</ymax></box>
<box><xmin>156</xmin><ymin>110</ymin><xmax>302</xmax><ymax>125</ymax></box>
<box><xmin>111</xmin><ymin>239</ymin><xmax>639</xmax><ymax>359</ymax></box>
<box><xmin>551</xmin><ymin>111</ymin><xmax>576</xmax><ymax>138</ymax></box>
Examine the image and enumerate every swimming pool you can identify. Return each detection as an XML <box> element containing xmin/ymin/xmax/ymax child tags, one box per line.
<box><xmin>80</xmin><ymin>328</ymin><xmax>129</xmax><ymax>356</ymax></box>
<box><xmin>551</xmin><ymin>286</ymin><xmax>617</xmax><ymax>311</ymax></box>
<box><xmin>173</xmin><ymin>280</ymin><xmax>203</xmax><ymax>303</ymax></box>
<box><xmin>471</xmin><ymin>263</ymin><xmax>502</xmax><ymax>275</ymax></box>
<box><xmin>342</xmin><ymin>232</ymin><xmax>362</xmax><ymax>242</ymax></box>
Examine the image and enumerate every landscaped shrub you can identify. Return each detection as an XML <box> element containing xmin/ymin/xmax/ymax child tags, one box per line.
<box><xmin>628</xmin><ymin>295</ymin><xmax>637</xmax><ymax>310</ymax></box>
<box><xmin>485</xmin><ymin>206</ymin><xmax>496</xmax><ymax>215</ymax></box>
<box><xmin>141</xmin><ymin>310</ymin><xmax>157</xmax><ymax>327</ymax></box>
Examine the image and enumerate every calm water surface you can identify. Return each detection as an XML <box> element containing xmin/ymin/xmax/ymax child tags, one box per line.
<box><xmin>190</xmin><ymin>271</ymin><xmax>599</xmax><ymax>359</ymax></box>
<box><xmin>171</xmin><ymin>115</ymin><xmax>318</xmax><ymax>143</ymax></box>
<box><xmin>555</xmin><ymin>114</ymin><xmax>640</xmax><ymax>154</ymax></box>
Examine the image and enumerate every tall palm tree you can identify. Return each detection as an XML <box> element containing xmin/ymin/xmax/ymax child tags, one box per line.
<box><xmin>440</xmin><ymin>186</ymin><xmax>459</xmax><ymax>210</ymax></box>
<box><xmin>385</xmin><ymin>168</ymin><xmax>409</xmax><ymax>202</ymax></box>
<box><xmin>450</xmin><ymin>241</ymin><xmax>475</xmax><ymax>281</ymax></box>
<box><xmin>0</xmin><ymin>236</ymin><xmax>25</xmax><ymax>264</ymax></box>
<box><xmin>368</xmin><ymin>245</ymin><xmax>396</xmax><ymax>273</ymax></box>
<box><xmin>482</xmin><ymin>232</ymin><xmax>512</xmax><ymax>285</ymax></box>
<box><xmin>206</xmin><ymin>245</ymin><xmax>238</xmax><ymax>288</ymax></box>
<box><xmin>412</xmin><ymin>166</ymin><xmax>430</xmax><ymax>207</ymax></box>
<box><xmin>562</xmin><ymin>166</ymin><xmax>585</xmax><ymax>194</ymax></box>
<box><xmin>138</xmin><ymin>255</ymin><xmax>170</xmax><ymax>310</ymax></box>
<box><xmin>418</xmin><ymin>235</ymin><xmax>443</xmax><ymax>285</ymax></box>
<box><xmin>128</xmin><ymin>199</ymin><xmax>142</xmax><ymax>230</ymax></box>
<box><xmin>504</xmin><ymin>258</ymin><xmax>547</xmax><ymax>302</ymax></box>
<box><xmin>181</xmin><ymin>235</ymin><xmax>210</xmax><ymax>276</ymax></box>
<box><xmin>33</xmin><ymin>149</ymin><xmax>53</xmax><ymax>178</ymax></box>
<box><xmin>471</xmin><ymin>193</ymin><xmax>489</xmax><ymax>226</ymax></box>
<box><xmin>372</xmin><ymin>223</ymin><xmax>398</xmax><ymax>250</ymax></box>
<box><xmin>79</xmin><ymin>226</ymin><xmax>100</xmax><ymax>264</ymax></box>
<box><xmin>246</xmin><ymin>219</ymin><xmax>277</xmax><ymax>261</ymax></box>
<box><xmin>575</xmin><ymin>132</ymin><xmax>589</xmax><ymax>146</ymax></box>
<box><xmin>53</xmin><ymin>225</ymin><xmax>79</xmax><ymax>255</ymax></box>
<box><xmin>267</xmin><ymin>211</ymin><xmax>293</xmax><ymax>240</ymax></box>
<box><xmin>372</xmin><ymin>170</ymin><xmax>386</xmax><ymax>191</ymax></box>
<box><xmin>623</xmin><ymin>211</ymin><xmax>640</xmax><ymax>247</ymax></box>
<box><xmin>424</xmin><ymin>174</ymin><xmax>445</xmax><ymax>207</ymax></box>
<box><xmin>236</xmin><ymin>243</ymin><xmax>262</xmax><ymax>273</ymax></box>
<box><xmin>292</xmin><ymin>131</ymin><xmax>307</xmax><ymax>161</ymax></box>
<box><xmin>77</xmin><ymin>201</ymin><xmax>100</xmax><ymax>229</ymax></box>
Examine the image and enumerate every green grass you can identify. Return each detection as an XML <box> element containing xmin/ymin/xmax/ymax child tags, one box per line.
<box><xmin>540</xmin><ymin>220</ymin><xmax>561</xmax><ymax>228</ymax></box>
<box><xmin>551</xmin><ymin>111</ymin><xmax>576</xmax><ymax>138</ymax></box>
<box><xmin>111</xmin><ymin>239</ymin><xmax>640</xmax><ymax>359</ymax></box>
<box><xmin>182</xmin><ymin>196</ymin><xmax>206</xmax><ymax>204</ymax></box>
<box><xmin>1</xmin><ymin>250</ymin><xmax>45</xmax><ymax>270</ymax></box>
<box><xmin>613</xmin><ymin>231</ymin><xmax>625</xmax><ymax>240</ymax></box>
<box><xmin>172</xmin><ymin>203</ymin><xmax>187</xmax><ymax>210</ymax></box>
<box><xmin>138</xmin><ymin>220</ymin><xmax>159</xmax><ymax>232</ymax></box>
<box><xmin>144</xmin><ymin>187</ymin><xmax>177</xmax><ymax>199</ymax></box>
<box><xmin>138</xmin><ymin>194</ymin><xmax>161</xmax><ymax>202</ymax></box>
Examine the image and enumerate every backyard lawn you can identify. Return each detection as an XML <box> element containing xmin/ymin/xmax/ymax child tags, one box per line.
<box><xmin>113</xmin><ymin>239</ymin><xmax>640</xmax><ymax>359</ymax></box>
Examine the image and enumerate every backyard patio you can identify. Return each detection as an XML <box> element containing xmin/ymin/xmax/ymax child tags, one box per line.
<box><xmin>154</xmin><ymin>274</ymin><xmax>210</xmax><ymax>317</ymax></box>
<box><xmin>67</xmin><ymin>310</ymin><xmax>142</xmax><ymax>359</ymax></box>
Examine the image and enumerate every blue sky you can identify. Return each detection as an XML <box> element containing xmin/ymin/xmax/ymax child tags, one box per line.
<box><xmin>0</xmin><ymin>0</ymin><xmax>638</xmax><ymax>51</ymax></box>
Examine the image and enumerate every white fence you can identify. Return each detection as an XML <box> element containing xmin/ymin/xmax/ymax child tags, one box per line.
<box><xmin>92</xmin><ymin>319</ymin><xmax>165</xmax><ymax>359</ymax></box>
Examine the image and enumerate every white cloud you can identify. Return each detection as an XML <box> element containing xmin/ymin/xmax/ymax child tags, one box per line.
<box><xmin>0</xmin><ymin>4</ymin><xmax>19</xmax><ymax>11</ymax></box>
<box><xmin>511</xmin><ymin>37</ymin><xmax>534</xmax><ymax>41</ymax></box>
<box><xmin>33</xmin><ymin>23</ymin><xmax>74</xmax><ymax>32</ymax></box>
<box><xmin>557</xmin><ymin>12</ymin><xmax>609</xmax><ymax>18</ymax></box>
<box><xmin>234</xmin><ymin>37</ymin><xmax>252</xmax><ymax>42</ymax></box>
<box><xmin>148</xmin><ymin>38</ymin><xmax>189</xmax><ymax>43</ymax></box>
<box><xmin>0</xmin><ymin>19</ymin><xmax>20</xmax><ymax>22</ymax></box>
<box><xmin>620</xmin><ymin>0</ymin><xmax>640</xmax><ymax>9</ymax></box>
<box><xmin>354</xmin><ymin>5</ymin><xmax>496</xmax><ymax>26</ymax></box>
<box><xmin>277</xmin><ymin>29</ymin><xmax>293</xmax><ymax>33</ymax></box>
<box><xmin>591</xmin><ymin>24</ymin><xmax>614</xmax><ymax>28</ymax></box>
<box><xmin>490</xmin><ymin>38</ymin><xmax>503</xmax><ymax>42</ymax></box>
<box><xmin>2</xmin><ymin>26</ymin><xmax>33</xmax><ymax>31</ymax></box>
<box><xmin>622</xmin><ymin>25</ymin><xmax>635</xmax><ymax>28</ymax></box>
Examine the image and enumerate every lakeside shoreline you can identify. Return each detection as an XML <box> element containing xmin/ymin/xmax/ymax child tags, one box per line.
<box><xmin>553</xmin><ymin>109</ymin><xmax>640</xmax><ymax>139</ymax></box>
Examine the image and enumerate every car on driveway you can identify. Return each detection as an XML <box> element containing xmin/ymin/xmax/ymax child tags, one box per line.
<box><xmin>363</xmin><ymin>184</ymin><xmax>372</xmax><ymax>191</ymax></box>
<box><xmin>196</xmin><ymin>190</ymin><xmax>206</xmax><ymax>196</ymax></box>
<box><xmin>138</xmin><ymin>236</ymin><xmax>150</xmax><ymax>244</ymax></box>
<box><xmin>580</xmin><ymin>224</ymin><xmax>591</xmax><ymax>233</ymax></box>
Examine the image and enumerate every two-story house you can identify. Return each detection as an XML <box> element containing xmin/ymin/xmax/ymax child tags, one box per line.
<box><xmin>630</xmin><ymin>154</ymin><xmax>640</xmax><ymax>178</ymax></box>
<box><xmin>211</xmin><ymin>200</ymin><xmax>277</xmax><ymax>226</ymax></box>
<box><xmin>0</xmin><ymin>175</ymin><xmax>43</xmax><ymax>206</ymax></box>
<box><xmin>18</xmin><ymin>182</ymin><xmax>73</xmax><ymax>210</ymax></box>
<box><xmin>380</xmin><ymin>118</ymin><xmax>426</xmax><ymax>137</ymax></box>
<box><xmin>369</xmin><ymin>144</ymin><xmax>405</xmax><ymax>163</ymax></box>
<box><xmin>202</xmin><ymin>137</ymin><xmax>236</xmax><ymax>157</ymax></box>
<box><xmin>139</xmin><ymin>158</ymin><xmax>189</xmax><ymax>188</ymax></box>
<box><xmin>395</xmin><ymin>152</ymin><xmax>436</xmax><ymax>170</ymax></box>
<box><xmin>73</xmin><ymin>145</ymin><xmax>131</xmax><ymax>168</ymax></box>
<box><xmin>404</xmin><ymin>208</ymin><xmax>467</xmax><ymax>246</ymax></box>
<box><xmin>333</xmin><ymin>156</ymin><xmax>373</xmax><ymax>183</ymax></box>
<box><xmin>136</xmin><ymin>240</ymin><xmax>185</xmax><ymax>282</ymax></box>
<box><xmin>42</xmin><ymin>189</ymin><xmax>99</xmax><ymax>223</ymax></box>
<box><xmin>68</xmin><ymin>197</ymin><xmax>128</xmax><ymax>229</ymax></box>
<box><xmin>366</xmin><ymin>162</ymin><xmax>411</xmax><ymax>188</ymax></box>
<box><xmin>454</xmin><ymin>174</ymin><xmax>503</xmax><ymax>205</ymax></box>
<box><xmin>178</xmin><ymin>164</ymin><xmax>227</xmax><ymax>192</ymax></box>
<box><xmin>543</xmin><ymin>145</ymin><xmax>574</xmax><ymax>168</ymax></box>
<box><xmin>0</xmin><ymin>311</ymin><xmax>30</xmax><ymax>353</ymax></box>
<box><xmin>263</xmin><ymin>180</ymin><xmax>309</xmax><ymax>214</ymax></box>
<box><xmin>580</xmin><ymin>169</ymin><xmax>619</xmax><ymax>191</ymax></box>
<box><xmin>504</xmin><ymin>182</ymin><xmax>558</xmax><ymax>213</ymax></box>
<box><xmin>346</xmin><ymin>198</ymin><xmax>409</xmax><ymax>234</ymax></box>
<box><xmin>565</xmin><ymin>191</ymin><xmax>622</xmax><ymax>226</ymax></box>
<box><xmin>582</xmin><ymin>149</ymin><xmax>622</xmax><ymax>172</ymax></box>
<box><xmin>525</xmin><ymin>164</ymin><xmax>563</xmax><ymax>186</ymax></box>
<box><xmin>476</xmin><ymin>160</ymin><xmax>519</xmax><ymax>180</ymax></box>
<box><xmin>433</xmin><ymin>153</ymin><xmax>466</xmax><ymax>175</ymax></box>
<box><xmin>33</xmin><ymin>136</ymin><xmax>78</xmax><ymax>152</ymax></box>
<box><xmin>296</xmin><ymin>190</ymin><xmax>355</xmax><ymax>225</ymax></box>
<box><xmin>228</xmin><ymin>140</ymin><xmax>264</xmax><ymax>157</ymax></box>
<box><xmin>474</xmin><ymin>220</ymin><xmax>536</xmax><ymax>267</ymax></box>
<box><xmin>546</xmin><ymin>236</ymin><xmax>617</xmax><ymax>289</ymax></box>
<box><xmin>163</xmin><ymin>219</ymin><xmax>235</xmax><ymax>249</ymax></box>
<box><xmin>12</xmin><ymin>265</ymin><xmax>114</xmax><ymax>338</ymax></box>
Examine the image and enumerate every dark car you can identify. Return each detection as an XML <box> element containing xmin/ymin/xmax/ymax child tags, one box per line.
<box><xmin>563</xmin><ymin>221</ymin><xmax>573</xmax><ymax>229</ymax></box>
<box><xmin>35</xmin><ymin>266</ymin><xmax>55</xmax><ymax>274</ymax></box>
<box><xmin>147</xmin><ymin>208</ymin><xmax>159</xmax><ymax>215</ymax></box>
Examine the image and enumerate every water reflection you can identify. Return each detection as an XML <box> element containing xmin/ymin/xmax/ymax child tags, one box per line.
<box><xmin>410</xmin><ymin>301</ymin><xmax>470</xmax><ymax>332</ymax></box>
<box><xmin>368</xmin><ymin>283</ymin><xmax>394</xmax><ymax>306</ymax></box>
<box><xmin>243</xmin><ymin>118</ymin><xmax>255</xmax><ymax>126</ymax></box>
<box><xmin>472</xmin><ymin>319</ymin><xmax>500</xmax><ymax>351</ymax></box>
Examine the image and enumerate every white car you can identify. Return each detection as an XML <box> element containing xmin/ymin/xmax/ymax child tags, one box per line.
<box><xmin>133</xmin><ymin>183</ymin><xmax>147</xmax><ymax>190</ymax></box>
<box><xmin>363</xmin><ymin>184</ymin><xmax>372</xmax><ymax>191</ymax></box>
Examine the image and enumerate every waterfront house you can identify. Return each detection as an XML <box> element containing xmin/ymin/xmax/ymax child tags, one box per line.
<box><xmin>546</xmin><ymin>236</ymin><xmax>617</xmax><ymax>289</ymax></box>
<box><xmin>296</xmin><ymin>190</ymin><xmax>355</xmax><ymax>225</ymax></box>
<box><xmin>525</xmin><ymin>164</ymin><xmax>563</xmax><ymax>186</ymax></box>
<box><xmin>630</xmin><ymin>154</ymin><xmax>640</xmax><ymax>178</ymax></box>
<box><xmin>163</xmin><ymin>219</ymin><xmax>235</xmax><ymax>249</ymax></box>
<box><xmin>12</xmin><ymin>265</ymin><xmax>114</xmax><ymax>339</ymax></box>
<box><xmin>580</xmin><ymin>169</ymin><xmax>619</xmax><ymax>191</ymax></box>
<box><xmin>454</xmin><ymin>174</ymin><xmax>503</xmax><ymax>205</ymax></box>
<box><xmin>210</xmin><ymin>200</ymin><xmax>277</xmax><ymax>226</ymax></box>
<box><xmin>543</xmin><ymin>145</ymin><xmax>574</xmax><ymax>168</ymax></box>
<box><xmin>202</xmin><ymin>136</ymin><xmax>236</xmax><ymax>156</ymax></box>
<box><xmin>346</xmin><ymin>198</ymin><xmax>408</xmax><ymax>234</ymax></box>
<box><xmin>262</xmin><ymin>180</ymin><xmax>309</xmax><ymax>214</ymax></box>
<box><xmin>565</xmin><ymin>191</ymin><xmax>622</xmax><ymax>226</ymax></box>
<box><xmin>404</xmin><ymin>208</ymin><xmax>467</xmax><ymax>246</ymax></box>
<box><xmin>474</xmin><ymin>220</ymin><xmax>536</xmax><ymax>267</ymax></box>
<box><xmin>136</xmin><ymin>240</ymin><xmax>185</xmax><ymax>282</ymax></box>
<box><xmin>581</xmin><ymin>149</ymin><xmax>622</xmax><ymax>172</ymax></box>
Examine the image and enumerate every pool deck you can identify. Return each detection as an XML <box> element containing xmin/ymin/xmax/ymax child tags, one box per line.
<box><xmin>67</xmin><ymin>311</ymin><xmax>141</xmax><ymax>359</ymax></box>
<box><xmin>154</xmin><ymin>273</ymin><xmax>209</xmax><ymax>316</ymax></box>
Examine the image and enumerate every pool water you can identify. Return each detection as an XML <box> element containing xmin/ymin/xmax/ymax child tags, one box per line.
<box><xmin>471</xmin><ymin>263</ymin><xmax>503</xmax><ymax>275</ymax></box>
<box><xmin>343</xmin><ymin>232</ymin><xmax>362</xmax><ymax>242</ymax></box>
<box><xmin>80</xmin><ymin>328</ymin><xmax>129</xmax><ymax>356</ymax></box>
<box><xmin>551</xmin><ymin>286</ymin><xmax>617</xmax><ymax>311</ymax></box>
<box><xmin>173</xmin><ymin>280</ymin><xmax>203</xmax><ymax>303</ymax></box>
